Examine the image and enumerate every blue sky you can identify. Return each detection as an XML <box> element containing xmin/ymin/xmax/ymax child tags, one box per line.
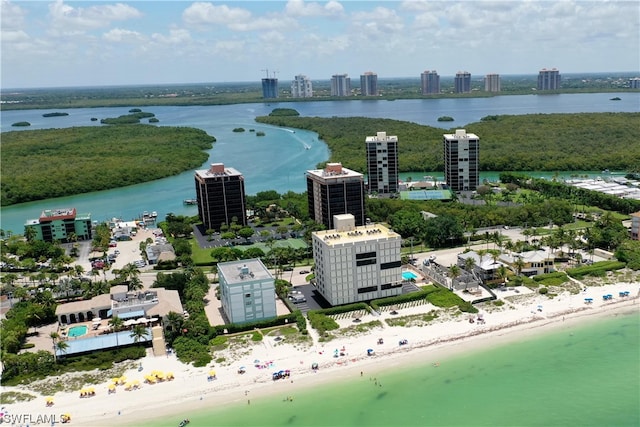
<box><xmin>2</xmin><ymin>0</ymin><xmax>639</xmax><ymax>88</ymax></box>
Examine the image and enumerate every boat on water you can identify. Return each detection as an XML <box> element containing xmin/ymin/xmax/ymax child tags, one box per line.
<box><xmin>183</xmin><ymin>199</ymin><xmax>197</xmax><ymax>205</ymax></box>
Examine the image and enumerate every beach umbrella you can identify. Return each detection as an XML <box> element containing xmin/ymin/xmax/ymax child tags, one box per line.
<box><xmin>124</xmin><ymin>319</ymin><xmax>137</xmax><ymax>326</ymax></box>
<box><xmin>209</xmin><ymin>370</ymin><xmax>216</xmax><ymax>377</ymax></box>
<box><xmin>92</xmin><ymin>317</ymin><xmax>101</xmax><ymax>323</ymax></box>
<box><xmin>108</xmin><ymin>384</ymin><xmax>116</xmax><ymax>390</ymax></box>
<box><xmin>166</xmin><ymin>372</ymin><xmax>174</xmax><ymax>380</ymax></box>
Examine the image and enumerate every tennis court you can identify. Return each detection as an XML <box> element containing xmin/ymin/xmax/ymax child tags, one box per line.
<box><xmin>400</xmin><ymin>190</ymin><xmax>453</xmax><ymax>200</ymax></box>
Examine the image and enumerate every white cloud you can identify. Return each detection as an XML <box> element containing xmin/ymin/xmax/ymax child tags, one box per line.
<box><xmin>103</xmin><ymin>28</ymin><xmax>144</xmax><ymax>43</ymax></box>
<box><xmin>285</xmin><ymin>0</ymin><xmax>344</xmax><ymax>17</ymax></box>
<box><xmin>1</xmin><ymin>29</ymin><xmax>30</xmax><ymax>43</ymax></box>
<box><xmin>182</xmin><ymin>2</ymin><xmax>252</xmax><ymax>26</ymax></box>
<box><xmin>1</xmin><ymin>0</ymin><xmax>27</xmax><ymax>31</ymax></box>
<box><xmin>48</xmin><ymin>0</ymin><xmax>142</xmax><ymax>33</ymax></box>
<box><xmin>151</xmin><ymin>29</ymin><xmax>192</xmax><ymax>45</ymax></box>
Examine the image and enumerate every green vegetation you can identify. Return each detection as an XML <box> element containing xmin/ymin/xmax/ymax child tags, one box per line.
<box><xmin>1</xmin><ymin>346</ymin><xmax>145</xmax><ymax>385</ymax></box>
<box><xmin>426</xmin><ymin>287</ymin><xmax>479</xmax><ymax>313</ymax></box>
<box><xmin>11</xmin><ymin>121</ymin><xmax>30</xmax><ymax>127</ymax></box>
<box><xmin>255</xmin><ymin>113</ymin><xmax>640</xmax><ymax>173</ymax></box>
<box><xmin>232</xmin><ymin>127</ymin><xmax>245</xmax><ymax>132</ymax></box>
<box><xmin>100</xmin><ymin>111</ymin><xmax>155</xmax><ymax>124</ymax></box>
<box><xmin>42</xmin><ymin>112</ymin><xmax>69</xmax><ymax>117</ymax></box>
<box><xmin>0</xmin><ymin>391</ymin><xmax>36</xmax><ymax>404</ymax></box>
<box><xmin>615</xmin><ymin>240</ymin><xmax>640</xmax><ymax>270</ymax></box>
<box><xmin>256</xmin><ymin>131</ymin><xmax>266</xmax><ymax>136</ymax></box>
<box><xmin>307</xmin><ymin>311</ymin><xmax>340</xmax><ymax>336</ymax></box>
<box><xmin>269</xmin><ymin>108</ymin><xmax>300</xmax><ymax>116</ymax></box>
<box><xmin>565</xmin><ymin>260</ymin><xmax>626</xmax><ymax>279</ymax></box>
<box><xmin>437</xmin><ymin>116</ymin><xmax>454</xmax><ymax>121</ymax></box>
<box><xmin>1</xmin><ymin>126</ymin><xmax>215</xmax><ymax>206</ymax></box>
<box><xmin>532</xmin><ymin>272</ymin><xmax>569</xmax><ymax>287</ymax></box>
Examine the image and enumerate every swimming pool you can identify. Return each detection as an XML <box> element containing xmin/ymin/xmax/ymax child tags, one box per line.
<box><xmin>402</xmin><ymin>271</ymin><xmax>418</xmax><ymax>280</ymax></box>
<box><xmin>68</xmin><ymin>325</ymin><xmax>88</xmax><ymax>338</ymax></box>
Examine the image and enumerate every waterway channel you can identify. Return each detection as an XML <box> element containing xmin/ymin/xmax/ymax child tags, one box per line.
<box><xmin>1</xmin><ymin>92</ymin><xmax>638</xmax><ymax>234</ymax></box>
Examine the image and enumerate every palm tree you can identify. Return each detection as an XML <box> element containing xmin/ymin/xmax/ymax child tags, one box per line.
<box><xmin>464</xmin><ymin>256</ymin><xmax>476</xmax><ymax>274</ymax></box>
<box><xmin>109</xmin><ymin>316</ymin><xmax>124</xmax><ymax>348</ymax></box>
<box><xmin>55</xmin><ymin>340</ymin><xmax>69</xmax><ymax>360</ymax></box>
<box><xmin>130</xmin><ymin>324</ymin><xmax>150</xmax><ymax>345</ymax></box>
<box><xmin>164</xmin><ymin>311</ymin><xmax>183</xmax><ymax>337</ymax></box>
<box><xmin>513</xmin><ymin>257</ymin><xmax>526</xmax><ymax>277</ymax></box>
<box><xmin>496</xmin><ymin>265</ymin><xmax>508</xmax><ymax>285</ymax></box>
<box><xmin>50</xmin><ymin>332</ymin><xmax>61</xmax><ymax>362</ymax></box>
<box><xmin>448</xmin><ymin>264</ymin><xmax>461</xmax><ymax>290</ymax></box>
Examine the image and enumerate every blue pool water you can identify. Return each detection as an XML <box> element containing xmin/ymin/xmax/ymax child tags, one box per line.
<box><xmin>68</xmin><ymin>325</ymin><xmax>88</xmax><ymax>338</ymax></box>
<box><xmin>402</xmin><ymin>271</ymin><xmax>417</xmax><ymax>280</ymax></box>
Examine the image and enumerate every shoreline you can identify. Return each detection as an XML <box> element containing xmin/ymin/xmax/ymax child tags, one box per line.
<box><xmin>6</xmin><ymin>282</ymin><xmax>638</xmax><ymax>427</ymax></box>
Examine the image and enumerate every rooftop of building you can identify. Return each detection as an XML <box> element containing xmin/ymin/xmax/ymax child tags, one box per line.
<box><xmin>306</xmin><ymin>162</ymin><xmax>363</xmax><ymax>180</ymax></box>
<box><xmin>195</xmin><ymin>163</ymin><xmax>243</xmax><ymax>179</ymax></box>
<box><xmin>36</xmin><ymin>208</ymin><xmax>77</xmax><ymax>222</ymax></box>
<box><xmin>313</xmin><ymin>217</ymin><xmax>399</xmax><ymax>246</ymax></box>
<box><xmin>55</xmin><ymin>286</ymin><xmax>182</xmax><ymax>318</ymax></box>
<box><xmin>366</xmin><ymin>131</ymin><xmax>397</xmax><ymax>142</ymax></box>
<box><xmin>218</xmin><ymin>258</ymin><xmax>272</xmax><ymax>284</ymax></box>
<box><xmin>443</xmin><ymin>129</ymin><xmax>479</xmax><ymax>140</ymax></box>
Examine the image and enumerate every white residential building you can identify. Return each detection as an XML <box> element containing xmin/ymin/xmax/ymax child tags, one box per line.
<box><xmin>365</xmin><ymin>131</ymin><xmax>399</xmax><ymax>194</ymax></box>
<box><xmin>291</xmin><ymin>75</ymin><xmax>313</xmax><ymax>98</ymax></box>
<box><xmin>312</xmin><ymin>214</ymin><xmax>403</xmax><ymax>306</ymax></box>
<box><xmin>443</xmin><ymin>129</ymin><xmax>480</xmax><ymax>192</ymax></box>
<box><xmin>218</xmin><ymin>259</ymin><xmax>276</xmax><ymax>324</ymax></box>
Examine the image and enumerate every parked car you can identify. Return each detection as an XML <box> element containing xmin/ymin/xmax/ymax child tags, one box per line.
<box><xmin>299</xmin><ymin>270</ymin><xmax>310</xmax><ymax>274</ymax></box>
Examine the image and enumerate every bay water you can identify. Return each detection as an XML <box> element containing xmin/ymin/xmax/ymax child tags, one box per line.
<box><xmin>143</xmin><ymin>310</ymin><xmax>639</xmax><ymax>427</ymax></box>
<box><xmin>1</xmin><ymin>92</ymin><xmax>638</xmax><ymax>234</ymax></box>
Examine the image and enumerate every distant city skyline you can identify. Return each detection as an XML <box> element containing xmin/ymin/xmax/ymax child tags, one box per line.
<box><xmin>1</xmin><ymin>0</ymin><xmax>639</xmax><ymax>89</ymax></box>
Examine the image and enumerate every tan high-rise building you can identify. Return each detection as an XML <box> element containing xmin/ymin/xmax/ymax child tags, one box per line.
<box><xmin>484</xmin><ymin>74</ymin><xmax>501</xmax><ymax>92</ymax></box>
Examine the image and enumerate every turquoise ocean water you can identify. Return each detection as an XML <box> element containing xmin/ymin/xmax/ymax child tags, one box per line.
<box><xmin>145</xmin><ymin>310</ymin><xmax>639</xmax><ymax>427</ymax></box>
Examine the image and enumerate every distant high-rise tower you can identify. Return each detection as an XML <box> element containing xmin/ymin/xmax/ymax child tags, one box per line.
<box><xmin>421</xmin><ymin>70</ymin><xmax>440</xmax><ymax>95</ymax></box>
<box><xmin>261</xmin><ymin>77</ymin><xmax>279</xmax><ymax>98</ymax></box>
<box><xmin>537</xmin><ymin>68</ymin><xmax>561</xmax><ymax>90</ymax></box>
<box><xmin>366</xmin><ymin>131</ymin><xmax>398</xmax><ymax>194</ymax></box>
<box><xmin>291</xmin><ymin>75</ymin><xmax>313</xmax><ymax>98</ymax></box>
<box><xmin>195</xmin><ymin>163</ymin><xmax>247</xmax><ymax>231</ymax></box>
<box><xmin>331</xmin><ymin>74</ymin><xmax>351</xmax><ymax>96</ymax></box>
<box><xmin>443</xmin><ymin>129</ymin><xmax>480</xmax><ymax>192</ymax></box>
<box><xmin>484</xmin><ymin>74</ymin><xmax>501</xmax><ymax>92</ymax></box>
<box><xmin>360</xmin><ymin>72</ymin><xmax>378</xmax><ymax>96</ymax></box>
<box><xmin>629</xmin><ymin>77</ymin><xmax>640</xmax><ymax>89</ymax></box>
<box><xmin>306</xmin><ymin>163</ymin><xmax>365</xmax><ymax>229</ymax></box>
<box><xmin>454</xmin><ymin>72</ymin><xmax>471</xmax><ymax>93</ymax></box>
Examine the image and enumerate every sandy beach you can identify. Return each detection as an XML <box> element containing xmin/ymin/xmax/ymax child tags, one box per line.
<box><xmin>5</xmin><ymin>279</ymin><xmax>638</xmax><ymax>427</ymax></box>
